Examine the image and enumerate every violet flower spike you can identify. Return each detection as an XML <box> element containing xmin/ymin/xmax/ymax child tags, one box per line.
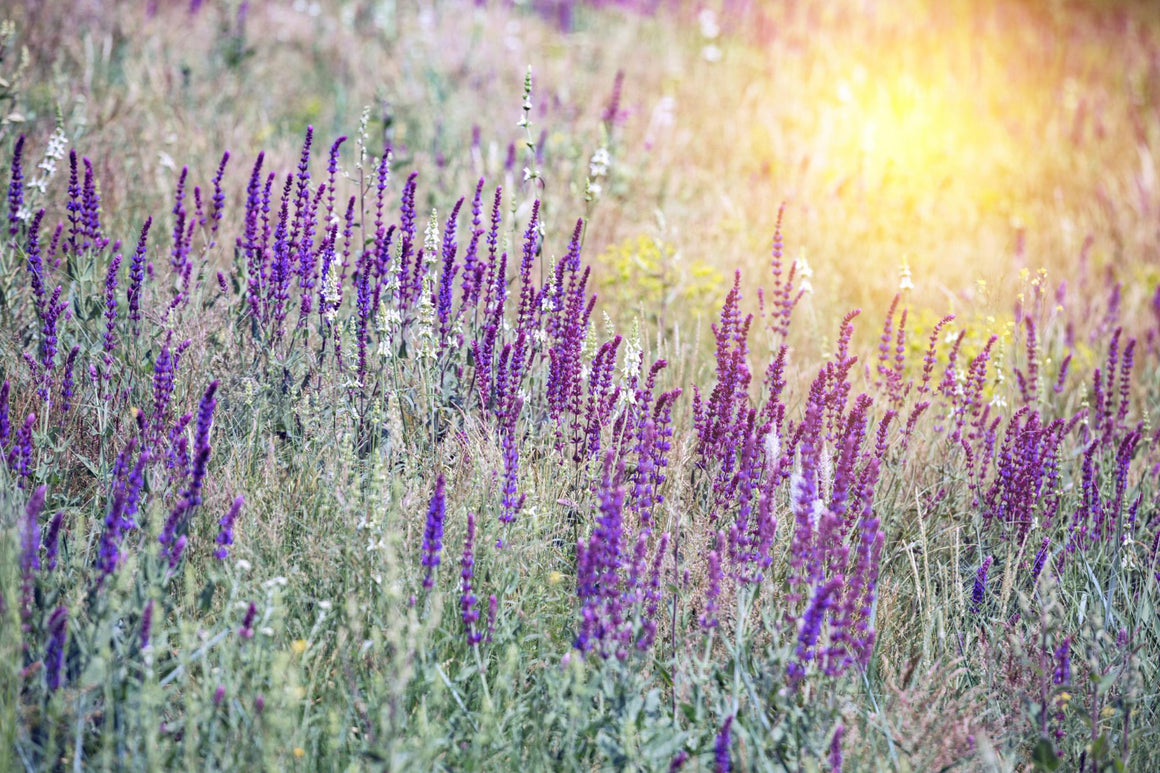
<box><xmin>25</xmin><ymin>209</ymin><xmax>47</xmax><ymax>317</ymax></box>
<box><xmin>60</xmin><ymin>346</ymin><xmax>80</xmax><ymax>414</ymax></box>
<box><xmin>700</xmin><ymin>548</ymin><xmax>722</xmax><ymax>629</ymax></box>
<box><xmin>103</xmin><ymin>253</ymin><xmax>122</xmax><ymax>361</ymax></box>
<box><xmin>65</xmin><ymin>150</ymin><xmax>81</xmax><ymax>262</ymax></box>
<box><xmin>239</xmin><ymin>601</ymin><xmax>257</xmax><ymax>640</ymax></box>
<box><xmin>829</xmin><ymin>724</ymin><xmax>845</xmax><ymax>773</ymax></box>
<box><xmin>214</xmin><ymin>495</ymin><xmax>245</xmax><ymax>560</ymax></box>
<box><xmin>421</xmin><ymin>474</ymin><xmax>447</xmax><ymax>588</ymax></box>
<box><xmin>127</xmin><ymin>217</ymin><xmax>152</xmax><ymax>336</ymax></box>
<box><xmin>140</xmin><ymin>598</ymin><xmax>154</xmax><ymax>651</ymax></box>
<box><xmin>7</xmin><ymin>134</ymin><xmax>24</xmax><ymax>237</ymax></box>
<box><xmin>209</xmin><ymin>151</ymin><xmax>229</xmax><ymax>243</ymax></box>
<box><xmin>1053</xmin><ymin>636</ymin><xmax>1071</xmax><ymax>685</ymax></box>
<box><xmin>45</xmin><ymin>605</ymin><xmax>68</xmax><ymax>692</ymax></box>
<box><xmin>39</xmin><ymin>284</ymin><xmax>67</xmax><ymax>381</ymax></box>
<box><xmin>19</xmin><ymin>486</ymin><xmax>46</xmax><ymax>647</ymax></box>
<box><xmin>461</xmin><ymin>511</ymin><xmax>481</xmax><ymax>644</ymax></box>
<box><xmin>81</xmin><ymin>157</ymin><xmax>103</xmax><ymax>251</ymax></box>
<box><xmin>8</xmin><ymin>413</ymin><xmax>36</xmax><ymax>484</ymax></box>
<box><xmin>44</xmin><ymin>510</ymin><xmax>64</xmax><ymax>571</ymax></box>
<box><xmin>1</xmin><ymin>380</ymin><xmax>10</xmax><ymax>446</ymax></box>
<box><xmin>20</xmin><ymin>485</ymin><xmax>45</xmax><ymax>574</ymax></box>
<box><xmin>971</xmin><ymin>555</ymin><xmax>993</xmax><ymax>615</ymax></box>
<box><xmin>1031</xmin><ymin>537</ymin><xmax>1050</xmax><ymax>584</ymax></box>
<box><xmin>325</xmin><ymin>137</ymin><xmax>347</xmax><ymax>215</ymax></box>
<box><xmin>788</xmin><ymin>575</ymin><xmax>843</xmax><ymax>684</ymax></box>
<box><xmin>193</xmin><ymin>380</ymin><xmax>219</xmax><ymax>457</ymax></box>
<box><xmin>486</xmin><ymin>594</ymin><xmax>497</xmax><ymax>642</ymax></box>
<box><xmin>170</xmin><ymin>166</ymin><xmax>189</xmax><ymax>272</ymax></box>
<box><xmin>714</xmin><ymin>715</ymin><xmax>733</xmax><ymax>773</ymax></box>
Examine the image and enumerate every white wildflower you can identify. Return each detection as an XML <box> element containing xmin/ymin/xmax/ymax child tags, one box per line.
<box><xmin>424</xmin><ymin>208</ymin><xmax>439</xmax><ymax>259</ymax></box>
<box><xmin>385</xmin><ymin>392</ymin><xmax>404</xmax><ymax>442</ymax></box>
<box><xmin>765</xmin><ymin>429</ymin><xmax>781</xmax><ymax>460</ymax></box>
<box><xmin>899</xmin><ymin>259</ymin><xmax>914</xmax><ymax>292</ymax></box>
<box><xmin>796</xmin><ymin>254</ymin><xmax>814</xmax><ymax>295</ymax></box>
<box><xmin>698</xmin><ymin>9</ymin><xmax>720</xmax><ymax>38</ymax></box>
<box><xmin>321</xmin><ymin>268</ymin><xmax>341</xmax><ymax>324</ymax></box>
<box><xmin>818</xmin><ymin>443</ymin><xmax>833</xmax><ymax>499</ymax></box>
<box><xmin>623</xmin><ymin>321</ymin><xmax>642</xmax><ymax>380</ymax></box>
<box><xmin>589</xmin><ymin>147</ymin><xmax>610</xmax><ymax>179</ymax></box>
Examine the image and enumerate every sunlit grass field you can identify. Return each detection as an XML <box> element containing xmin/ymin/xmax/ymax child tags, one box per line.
<box><xmin>2</xmin><ymin>1</ymin><xmax>1159</xmax><ymax>770</ymax></box>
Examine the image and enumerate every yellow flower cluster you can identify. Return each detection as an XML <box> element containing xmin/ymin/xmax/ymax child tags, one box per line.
<box><xmin>593</xmin><ymin>234</ymin><xmax>724</xmax><ymax>318</ymax></box>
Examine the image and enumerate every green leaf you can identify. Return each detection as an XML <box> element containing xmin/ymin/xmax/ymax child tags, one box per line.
<box><xmin>1091</xmin><ymin>734</ymin><xmax>1108</xmax><ymax>760</ymax></box>
<box><xmin>197</xmin><ymin>578</ymin><xmax>217</xmax><ymax>612</ymax></box>
<box><xmin>1031</xmin><ymin>738</ymin><xmax>1060</xmax><ymax>771</ymax></box>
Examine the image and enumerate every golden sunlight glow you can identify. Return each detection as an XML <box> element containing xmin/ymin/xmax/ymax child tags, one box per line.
<box><xmin>825</xmin><ymin>65</ymin><xmax>1014</xmax><ymax>199</ymax></box>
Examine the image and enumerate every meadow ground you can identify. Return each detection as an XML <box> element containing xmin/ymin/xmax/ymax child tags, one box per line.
<box><xmin>1</xmin><ymin>0</ymin><xmax>1159</xmax><ymax>770</ymax></box>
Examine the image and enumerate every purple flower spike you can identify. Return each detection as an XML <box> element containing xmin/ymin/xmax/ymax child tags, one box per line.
<box><xmin>159</xmin><ymin>382</ymin><xmax>217</xmax><ymax>566</ymax></box>
<box><xmin>498</xmin><ymin>426</ymin><xmax>525</xmax><ymax>535</ymax></box>
<box><xmin>788</xmin><ymin>576</ymin><xmax>843</xmax><ymax>684</ymax></box>
<box><xmin>97</xmin><ymin>440</ymin><xmax>146</xmax><ymax>586</ymax></box>
<box><xmin>486</xmin><ymin>594</ymin><xmax>498</xmax><ymax>642</ymax></box>
<box><xmin>81</xmin><ymin>157</ymin><xmax>104</xmax><ymax>252</ymax></box>
<box><xmin>39</xmin><ymin>284</ymin><xmax>67</xmax><ymax>380</ymax></box>
<box><xmin>1053</xmin><ymin>636</ymin><xmax>1071</xmax><ymax>685</ymax></box>
<box><xmin>1031</xmin><ymin>537</ymin><xmax>1050</xmax><ymax>583</ymax></box>
<box><xmin>127</xmin><ymin>217</ymin><xmax>152</xmax><ymax>336</ymax></box>
<box><xmin>19</xmin><ymin>486</ymin><xmax>45</xmax><ymax>639</ymax></box>
<box><xmin>700</xmin><ymin>548</ymin><xmax>722</xmax><ymax>630</ymax></box>
<box><xmin>971</xmin><ymin>555</ymin><xmax>993</xmax><ymax>615</ymax></box>
<box><xmin>60</xmin><ymin>346</ymin><xmax>80</xmax><ymax>414</ymax></box>
<box><xmin>714</xmin><ymin>715</ymin><xmax>733</xmax><ymax>773</ymax></box>
<box><xmin>421</xmin><ymin>474</ymin><xmax>447</xmax><ymax>588</ymax></box>
<box><xmin>214</xmin><ymin>495</ymin><xmax>245</xmax><ymax>560</ymax></box>
<box><xmin>209</xmin><ymin>151</ymin><xmax>229</xmax><ymax>243</ymax></box>
<box><xmin>0</xmin><ymin>380</ymin><xmax>9</xmax><ymax>445</ymax></box>
<box><xmin>140</xmin><ymin>598</ymin><xmax>154</xmax><ymax>651</ymax></box>
<box><xmin>238</xmin><ymin>601</ymin><xmax>257</xmax><ymax>640</ymax></box>
<box><xmin>45</xmin><ymin>605</ymin><xmax>68</xmax><ymax>692</ymax></box>
<box><xmin>7</xmin><ymin>134</ymin><xmax>25</xmax><ymax>237</ymax></box>
<box><xmin>461</xmin><ymin>511</ymin><xmax>481</xmax><ymax>644</ymax></box>
<box><xmin>44</xmin><ymin>510</ymin><xmax>64</xmax><ymax>571</ymax></box>
<box><xmin>194</xmin><ymin>380</ymin><xmax>219</xmax><ymax>456</ymax></box>
<box><xmin>66</xmin><ymin>151</ymin><xmax>81</xmax><ymax>261</ymax></box>
<box><xmin>25</xmin><ymin>209</ymin><xmax>47</xmax><ymax>316</ymax></box>
<box><xmin>8</xmin><ymin>412</ymin><xmax>36</xmax><ymax>484</ymax></box>
<box><xmin>170</xmin><ymin>166</ymin><xmax>189</xmax><ymax>273</ymax></box>
<box><xmin>829</xmin><ymin>724</ymin><xmax>845</xmax><ymax>773</ymax></box>
<box><xmin>324</xmin><ymin>136</ymin><xmax>346</xmax><ymax>225</ymax></box>
<box><xmin>185</xmin><ymin>382</ymin><xmax>217</xmax><ymax>504</ymax></box>
<box><xmin>20</xmin><ymin>485</ymin><xmax>44</xmax><ymax>574</ymax></box>
<box><xmin>103</xmin><ymin>253</ymin><xmax>122</xmax><ymax>362</ymax></box>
